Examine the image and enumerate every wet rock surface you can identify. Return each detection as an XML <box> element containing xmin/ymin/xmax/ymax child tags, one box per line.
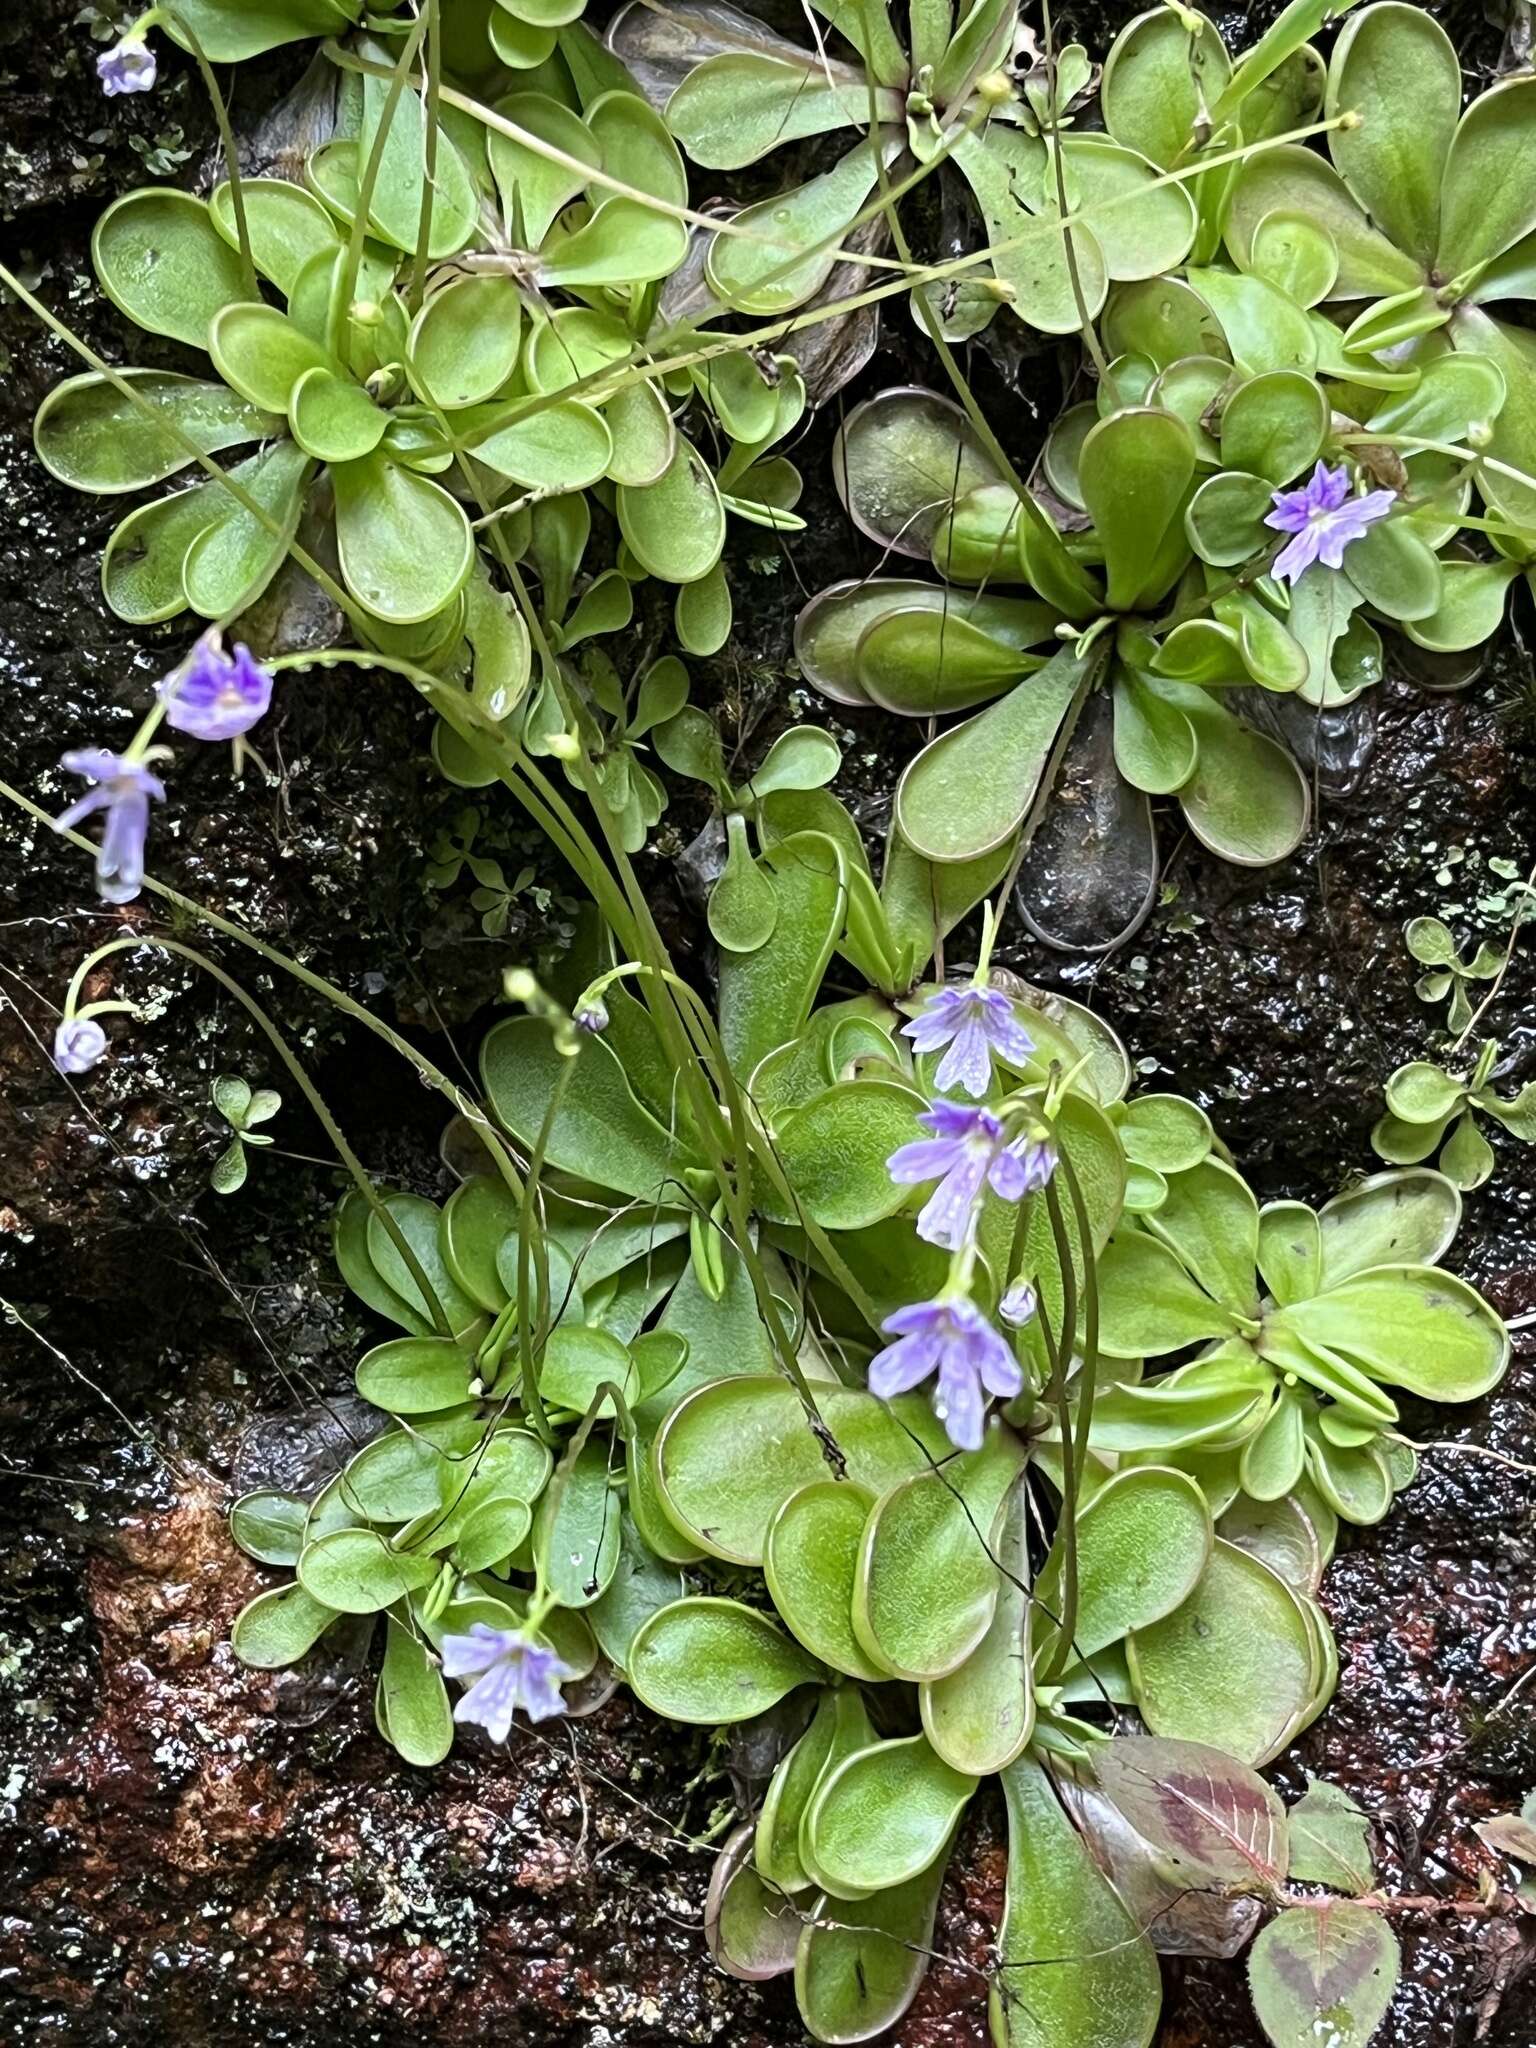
<box><xmin>2</xmin><ymin>1</ymin><xmax>1536</xmax><ymax>2043</ymax></box>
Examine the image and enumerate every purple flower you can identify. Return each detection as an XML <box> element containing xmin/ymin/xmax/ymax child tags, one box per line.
<box><xmin>1264</xmin><ymin>461</ymin><xmax>1396</xmax><ymax>584</ymax></box>
<box><xmin>54</xmin><ymin>749</ymin><xmax>165</xmax><ymax>905</ymax></box>
<box><xmin>902</xmin><ymin>985</ymin><xmax>1035</xmax><ymax>1099</ymax></box>
<box><xmin>999</xmin><ymin>1280</ymin><xmax>1037</xmax><ymax>1328</ymax></box>
<box><xmin>440</xmin><ymin>1624</ymin><xmax>573</xmax><ymax>1741</ymax></box>
<box><xmin>888</xmin><ymin>1100</ymin><xmax>1033</xmax><ymax>1251</ymax></box>
<box><xmin>54</xmin><ymin>1016</ymin><xmax>107</xmax><ymax>1075</ymax></box>
<box><xmin>97</xmin><ymin>34</ymin><xmax>156</xmax><ymax>95</ymax></box>
<box><xmin>868</xmin><ymin>1294</ymin><xmax>1021</xmax><ymax>1452</ymax></box>
<box><xmin>160</xmin><ymin>635</ymin><xmax>273</xmax><ymax>741</ymax></box>
<box><xmin>574</xmin><ymin>997</ymin><xmax>609</xmax><ymax>1036</ymax></box>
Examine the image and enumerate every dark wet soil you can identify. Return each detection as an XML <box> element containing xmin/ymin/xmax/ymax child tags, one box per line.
<box><xmin>2</xmin><ymin>1</ymin><xmax>1536</xmax><ymax>2043</ymax></box>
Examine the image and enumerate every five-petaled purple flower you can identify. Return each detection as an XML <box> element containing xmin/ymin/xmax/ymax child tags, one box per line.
<box><xmin>54</xmin><ymin>749</ymin><xmax>165</xmax><ymax>905</ymax></box>
<box><xmin>160</xmin><ymin>634</ymin><xmax>273</xmax><ymax>742</ymax></box>
<box><xmin>1265</xmin><ymin>461</ymin><xmax>1395</xmax><ymax>584</ymax></box>
<box><xmin>888</xmin><ymin>1100</ymin><xmax>1046</xmax><ymax>1251</ymax></box>
<box><xmin>902</xmin><ymin>985</ymin><xmax>1034</xmax><ymax>1099</ymax></box>
<box><xmin>440</xmin><ymin>1624</ymin><xmax>573</xmax><ymax>1741</ymax></box>
<box><xmin>54</xmin><ymin>1016</ymin><xmax>107</xmax><ymax>1075</ymax></box>
<box><xmin>97</xmin><ymin>33</ymin><xmax>156</xmax><ymax>95</ymax></box>
<box><xmin>869</xmin><ymin>1294</ymin><xmax>1022</xmax><ymax>1452</ymax></box>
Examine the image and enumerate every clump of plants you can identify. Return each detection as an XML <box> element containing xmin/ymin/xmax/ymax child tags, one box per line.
<box><xmin>17</xmin><ymin>2</ymin><xmax>1536</xmax><ymax>2046</ymax></box>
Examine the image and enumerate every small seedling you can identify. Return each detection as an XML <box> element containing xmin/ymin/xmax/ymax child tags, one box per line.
<box><xmin>209</xmin><ymin>1073</ymin><xmax>279</xmax><ymax>1194</ymax></box>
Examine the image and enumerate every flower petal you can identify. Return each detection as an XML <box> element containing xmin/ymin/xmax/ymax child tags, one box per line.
<box><xmin>869</xmin><ymin>1329</ymin><xmax>940</xmax><ymax>1398</ymax></box>
<box><xmin>934</xmin><ymin>1014</ymin><xmax>992</xmax><ymax>1097</ymax></box>
<box><xmin>887</xmin><ymin>1136</ymin><xmax>964</xmax><ymax>1186</ymax></box>
<box><xmin>915</xmin><ymin>1154</ymin><xmax>989</xmax><ymax>1250</ymax></box>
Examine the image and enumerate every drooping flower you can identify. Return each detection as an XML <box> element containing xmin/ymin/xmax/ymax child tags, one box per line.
<box><xmin>160</xmin><ymin>634</ymin><xmax>273</xmax><ymax>742</ymax></box>
<box><xmin>574</xmin><ymin>996</ymin><xmax>609</xmax><ymax>1036</ymax></box>
<box><xmin>54</xmin><ymin>749</ymin><xmax>166</xmax><ymax>905</ymax></box>
<box><xmin>999</xmin><ymin>1279</ymin><xmax>1038</xmax><ymax>1328</ymax></box>
<box><xmin>901</xmin><ymin>985</ymin><xmax>1035</xmax><ymax>1099</ymax></box>
<box><xmin>1264</xmin><ymin>461</ymin><xmax>1396</xmax><ymax>584</ymax></box>
<box><xmin>97</xmin><ymin>33</ymin><xmax>156</xmax><ymax>95</ymax></box>
<box><xmin>868</xmin><ymin>1294</ymin><xmax>1021</xmax><ymax>1452</ymax></box>
<box><xmin>54</xmin><ymin>1016</ymin><xmax>108</xmax><ymax>1075</ymax></box>
<box><xmin>888</xmin><ymin>1100</ymin><xmax>1041</xmax><ymax>1251</ymax></box>
<box><xmin>440</xmin><ymin>1623</ymin><xmax>573</xmax><ymax>1741</ymax></box>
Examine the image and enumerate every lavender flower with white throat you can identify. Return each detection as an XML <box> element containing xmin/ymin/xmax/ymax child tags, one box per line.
<box><xmin>160</xmin><ymin>633</ymin><xmax>273</xmax><ymax>743</ymax></box>
<box><xmin>902</xmin><ymin>984</ymin><xmax>1035</xmax><ymax>1099</ymax></box>
<box><xmin>97</xmin><ymin>32</ymin><xmax>156</xmax><ymax>95</ymax></box>
<box><xmin>868</xmin><ymin>1294</ymin><xmax>1021</xmax><ymax>1452</ymax></box>
<box><xmin>440</xmin><ymin>1624</ymin><xmax>573</xmax><ymax>1741</ymax></box>
<box><xmin>1265</xmin><ymin>461</ymin><xmax>1395</xmax><ymax>584</ymax></box>
<box><xmin>888</xmin><ymin>1100</ymin><xmax>1041</xmax><ymax>1251</ymax></box>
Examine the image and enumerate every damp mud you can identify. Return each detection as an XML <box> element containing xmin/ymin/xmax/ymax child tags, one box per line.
<box><xmin>2</xmin><ymin>0</ymin><xmax>1536</xmax><ymax>2042</ymax></box>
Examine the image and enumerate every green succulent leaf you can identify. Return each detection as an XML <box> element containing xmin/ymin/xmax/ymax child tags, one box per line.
<box><xmin>92</xmin><ymin>188</ymin><xmax>258</xmax><ymax>348</ymax></box>
<box><xmin>378</xmin><ymin>1610</ymin><xmax>453</xmax><ymax>1766</ymax></box>
<box><xmin>1326</xmin><ymin>2</ymin><xmax>1458</xmax><ymax>271</ymax></box>
<box><xmin>230</xmin><ymin>1489</ymin><xmax>309</xmax><ymax>1567</ymax></box>
<box><xmin>852</xmin><ymin>1436</ymin><xmax>1026</xmax><ymax>1681</ymax></box>
<box><xmin>231</xmin><ymin>1581</ymin><xmax>341</xmax><ymax>1668</ymax></box>
<box><xmin>1035</xmin><ymin>1466</ymin><xmax>1213</xmax><ymax>1665</ymax></box>
<box><xmin>920</xmin><ymin>1472</ymin><xmax>1034</xmax><ymax>1776</ymax></box>
<box><xmin>764</xmin><ymin>1480</ymin><xmax>884</xmax><ymax>1680</ymax></box>
<box><xmin>35</xmin><ymin>373</ymin><xmax>280</xmax><ymax>495</ymax></box>
<box><xmin>1128</xmin><ymin>1539</ymin><xmax>1320</xmax><ymax>1766</ymax></box>
<box><xmin>533</xmin><ymin>1437</ymin><xmax>622</xmax><ymax>1606</ymax></box>
<box><xmin>894</xmin><ymin>641</ymin><xmax>1092</xmax><ymax>863</ymax></box>
<box><xmin>1436</xmin><ymin>75</ymin><xmax>1536</xmax><ymax>282</ymax></box>
<box><xmin>990</xmin><ymin>1753</ymin><xmax>1161</xmax><ymax>2048</ymax></box>
<box><xmin>298</xmin><ymin>1527</ymin><xmax>440</xmax><ymax>1613</ymax></box>
<box><xmin>795</xmin><ymin>1857</ymin><xmax>948</xmax><ymax>2045</ymax></box>
<box><xmin>758</xmin><ymin>1685</ymin><xmax>875</xmax><ymax>1895</ymax></box>
<box><xmin>1279</xmin><ymin>1264</ymin><xmax>1508</xmax><ymax>1400</ymax></box>
<box><xmin>628</xmin><ymin>1595</ymin><xmax>822</xmax><ymax>1722</ymax></box>
<box><xmin>654</xmin><ymin>1376</ymin><xmax>951</xmax><ymax>1566</ymax></box>
<box><xmin>804</xmin><ymin>1734</ymin><xmax>976</xmax><ymax>1897</ymax></box>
